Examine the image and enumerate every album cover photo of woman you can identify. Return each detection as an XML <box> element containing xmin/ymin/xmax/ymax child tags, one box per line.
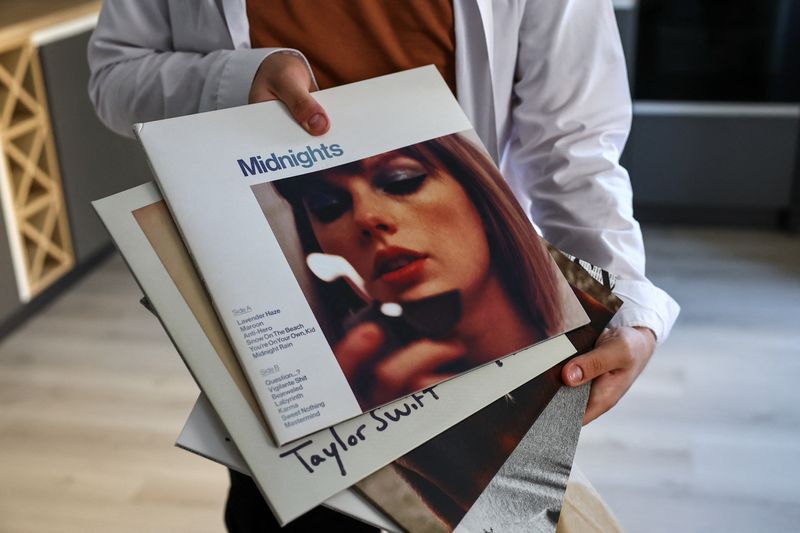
<box><xmin>251</xmin><ymin>132</ymin><xmax>587</xmax><ymax>411</ymax></box>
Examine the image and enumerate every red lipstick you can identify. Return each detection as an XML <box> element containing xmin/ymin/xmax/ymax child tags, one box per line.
<box><xmin>373</xmin><ymin>246</ymin><xmax>427</xmax><ymax>285</ymax></box>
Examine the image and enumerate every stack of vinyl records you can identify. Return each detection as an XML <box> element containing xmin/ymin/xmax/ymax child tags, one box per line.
<box><xmin>94</xmin><ymin>67</ymin><xmax>622</xmax><ymax>532</ymax></box>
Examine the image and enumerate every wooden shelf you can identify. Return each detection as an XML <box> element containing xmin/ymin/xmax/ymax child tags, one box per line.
<box><xmin>0</xmin><ymin>2</ymin><xmax>97</xmax><ymax>301</ymax></box>
<box><xmin>0</xmin><ymin>1</ymin><xmax>99</xmax><ymax>42</ymax></box>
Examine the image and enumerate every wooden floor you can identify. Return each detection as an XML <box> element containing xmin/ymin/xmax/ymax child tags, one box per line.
<box><xmin>0</xmin><ymin>226</ymin><xmax>798</xmax><ymax>532</ymax></box>
<box><xmin>576</xmin><ymin>227</ymin><xmax>800</xmax><ymax>533</ymax></box>
<box><xmin>0</xmin><ymin>256</ymin><xmax>228</xmax><ymax>532</ymax></box>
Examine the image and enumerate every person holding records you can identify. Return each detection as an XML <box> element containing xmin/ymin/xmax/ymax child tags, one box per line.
<box><xmin>88</xmin><ymin>1</ymin><xmax>680</xmax><ymax>531</ymax></box>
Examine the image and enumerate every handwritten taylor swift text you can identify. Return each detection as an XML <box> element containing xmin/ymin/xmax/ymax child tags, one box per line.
<box><xmin>278</xmin><ymin>387</ymin><xmax>440</xmax><ymax>476</ymax></box>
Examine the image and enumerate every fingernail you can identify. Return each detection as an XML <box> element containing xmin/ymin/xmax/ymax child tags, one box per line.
<box><xmin>567</xmin><ymin>365</ymin><xmax>583</xmax><ymax>384</ymax></box>
<box><xmin>360</xmin><ymin>323</ymin><xmax>381</xmax><ymax>342</ymax></box>
<box><xmin>306</xmin><ymin>113</ymin><xmax>327</xmax><ymax>133</ymax></box>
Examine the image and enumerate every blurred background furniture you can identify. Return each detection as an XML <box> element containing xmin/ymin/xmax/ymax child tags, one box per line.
<box><xmin>0</xmin><ymin>0</ymin><xmax>149</xmax><ymax>337</ymax></box>
<box><xmin>617</xmin><ymin>0</ymin><xmax>800</xmax><ymax>227</ymax></box>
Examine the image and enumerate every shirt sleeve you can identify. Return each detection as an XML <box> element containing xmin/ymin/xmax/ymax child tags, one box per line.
<box><xmin>503</xmin><ymin>0</ymin><xmax>679</xmax><ymax>342</ymax></box>
<box><xmin>86</xmin><ymin>0</ymin><xmax>309</xmax><ymax>138</ymax></box>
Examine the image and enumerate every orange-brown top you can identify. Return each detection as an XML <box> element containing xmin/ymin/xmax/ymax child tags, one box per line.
<box><xmin>247</xmin><ymin>0</ymin><xmax>456</xmax><ymax>93</ymax></box>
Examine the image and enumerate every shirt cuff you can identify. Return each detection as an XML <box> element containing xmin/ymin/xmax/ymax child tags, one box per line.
<box><xmin>609</xmin><ymin>279</ymin><xmax>680</xmax><ymax>344</ymax></box>
<box><xmin>216</xmin><ymin>48</ymin><xmax>318</xmax><ymax>110</ymax></box>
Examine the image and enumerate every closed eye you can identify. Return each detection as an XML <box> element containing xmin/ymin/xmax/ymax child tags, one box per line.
<box><xmin>376</xmin><ymin>171</ymin><xmax>427</xmax><ymax>196</ymax></box>
<box><xmin>304</xmin><ymin>186</ymin><xmax>351</xmax><ymax>224</ymax></box>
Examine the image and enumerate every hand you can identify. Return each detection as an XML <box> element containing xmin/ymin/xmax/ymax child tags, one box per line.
<box><xmin>248</xmin><ymin>52</ymin><xmax>330</xmax><ymax>135</ymax></box>
<box><xmin>335</xmin><ymin>322</ymin><xmax>467</xmax><ymax>407</ymax></box>
<box><xmin>561</xmin><ymin>326</ymin><xmax>656</xmax><ymax>425</ymax></box>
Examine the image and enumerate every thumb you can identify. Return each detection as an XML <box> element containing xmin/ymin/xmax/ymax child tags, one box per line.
<box><xmin>562</xmin><ymin>339</ymin><xmax>626</xmax><ymax>387</ymax></box>
<box><xmin>270</xmin><ymin>72</ymin><xmax>329</xmax><ymax>135</ymax></box>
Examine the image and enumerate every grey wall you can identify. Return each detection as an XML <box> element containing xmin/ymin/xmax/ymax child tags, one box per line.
<box><xmin>0</xmin><ymin>206</ymin><xmax>21</xmax><ymax>323</ymax></box>
<box><xmin>627</xmin><ymin>111</ymin><xmax>799</xmax><ymax>209</ymax></box>
<box><xmin>39</xmin><ymin>30</ymin><xmax>151</xmax><ymax>263</ymax></box>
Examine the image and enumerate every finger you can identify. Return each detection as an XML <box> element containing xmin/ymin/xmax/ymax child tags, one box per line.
<box><xmin>409</xmin><ymin>373</ymin><xmax>455</xmax><ymax>392</ymax></box>
<box><xmin>269</xmin><ymin>67</ymin><xmax>329</xmax><ymax>135</ymax></box>
<box><xmin>334</xmin><ymin>322</ymin><xmax>384</xmax><ymax>380</ymax></box>
<box><xmin>562</xmin><ymin>335</ymin><xmax>631</xmax><ymax>387</ymax></box>
<box><xmin>582</xmin><ymin>371</ymin><xmax>629</xmax><ymax>425</ymax></box>
<box><xmin>583</xmin><ymin>385</ymin><xmax>609</xmax><ymax>425</ymax></box>
<box><xmin>373</xmin><ymin>339</ymin><xmax>466</xmax><ymax>398</ymax></box>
